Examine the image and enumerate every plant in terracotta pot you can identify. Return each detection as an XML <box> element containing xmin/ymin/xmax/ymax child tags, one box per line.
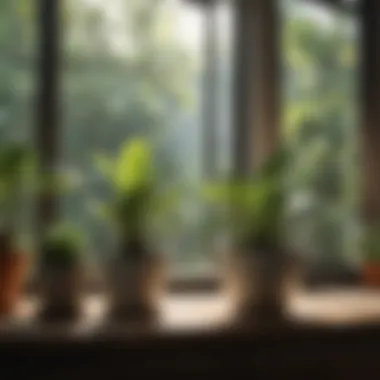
<box><xmin>93</xmin><ymin>138</ymin><xmax>179</xmax><ymax>322</ymax></box>
<box><xmin>362</xmin><ymin>225</ymin><xmax>380</xmax><ymax>287</ymax></box>
<box><xmin>39</xmin><ymin>224</ymin><xmax>85</xmax><ymax>321</ymax></box>
<box><xmin>0</xmin><ymin>142</ymin><xmax>35</xmax><ymax>318</ymax></box>
<box><xmin>204</xmin><ymin>149</ymin><xmax>293</xmax><ymax>325</ymax></box>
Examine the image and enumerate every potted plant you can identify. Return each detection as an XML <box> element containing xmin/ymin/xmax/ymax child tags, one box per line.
<box><xmin>0</xmin><ymin>142</ymin><xmax>35</xmax><ymax>318</ymax></box>
<box><xmin>94</xmin><ymin>138</ymin><xmax>177</xmax><ymax>322</ymax></box>
<box><xmin>362</xmin><ymin>225</ymin><xmax>380</xmax><ymax>287</ymax></box>
<box><xmin>204</xmin><ymin>150</ymin><xmax>294</xmax><ymax>325</ymax></box>
<box><xmin>38</xmin><ymin>224</ymin><xmax>85</xmax><ymax>321</ymax></box>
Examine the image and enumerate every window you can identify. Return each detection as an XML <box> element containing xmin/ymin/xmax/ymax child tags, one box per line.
<box><xmin>282</xmin><ymin>0</ymin><xmax>360</xmax><ymax>274</ymax></box>
<box><xmin>0</xmin><ymin>0</ymin><xmax>362</xmax><ymax>283</ymax></box>
<box><xmin>0</xmin><ymin>0</ymin><xmax>37</xmax><ymax>252</ymax></box>
<box><xmin>3</xmin><ymin>0</ymin><xmax>380</xmax><ymax>332</ymax></box>
<box><xmin>60</xmin><ymin>0</ymin><xmax>234</xmax><ymax>275</ymax></box>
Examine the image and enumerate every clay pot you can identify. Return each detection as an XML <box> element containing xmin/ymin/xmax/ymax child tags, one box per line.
<box><xmin>224</xmin><ymin>250</ymin><xmax>296</xmax><ymax>326</ymax></box>
<box><xmin>108</xmin><ymin>253</ymin><xmax>165</xmax><ymax>322</ymax></box>
<box><xmin>0</xmin><ymin>250</ymin><xmax>27</xmax><ymax>317</ymax></box>
<box><xmin>363</xmin><ymin>262</ymin><xmax>380</xmax><ymax>287</ymax></box>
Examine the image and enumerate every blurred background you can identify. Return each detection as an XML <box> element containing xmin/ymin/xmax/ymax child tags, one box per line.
<box><xmin>0</xmin><ymin>0</ymin><xmax>359</xmax><ymax>278</ymax></box>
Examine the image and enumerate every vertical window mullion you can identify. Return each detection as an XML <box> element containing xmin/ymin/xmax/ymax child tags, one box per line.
<box><xmin>35</xmin><ymin>0</ymin><xmax>61</xmax><ymax>240</ymax></box>
<box><xmin>202</xmin><ymin>0</ymin><xmax>219</xmax><ymax>180</ymax></box>
<box><xmin>232</xmin><ymin>0</ymin><xmax>281</xmax><ymax>176</ymax></box>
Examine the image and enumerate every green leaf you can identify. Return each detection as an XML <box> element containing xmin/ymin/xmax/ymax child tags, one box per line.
<box><xmin>114</xmin><ymin>138</ymin><xmax>154</xmax><ymax>192</ymax></box>
<box><xmin>202</xmin><ymin>149</ymin><xmax>289</xmax><ymax>247</ymax></box>
<box><xmin>362</xmin><ymin>225</ymin><xmax>380</xmax><ymax>261</ymax></box>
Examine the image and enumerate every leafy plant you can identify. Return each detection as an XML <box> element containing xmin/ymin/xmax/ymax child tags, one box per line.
<box><xmin>0</xmin><ymin>142</ymin><xmax>36</xmax><ymax>234</ymax></box>
<box><xmin>203</xmin><ymin>150</ymin><xmax>289</xmax><ymax>253</ymax></box>
<box><xmin>0</xmin><ymin>139</ymin><xmax>84</xmax><ymax>238</ymax></box>
<box><xmin>93</xmin><ymin>138</ymin><xmax>181</xmax><ymax>250</ymax></box>
<box><xmin>361</xmin><ymin>225</ymin><xmax>380</xmax><ymax>262</ymax></box>
<box><xmin>41</xmin><ymin>224</ymin><xmax>85</xmax><ymax>269</ymax></box>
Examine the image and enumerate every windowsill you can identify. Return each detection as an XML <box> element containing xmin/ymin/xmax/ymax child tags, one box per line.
<box><xmin>25</xmin><ymin>261</ymin><xmax>362</xmax><ymax>295</ymax></box>
<box><xmin>2</xmin><ymin>287</ymin><xmax>380</xmax><ymax>340</ymax></box>
<box><xmin>3</xmin><ymin>288</ymin><xmax>380</xmax><ymax>379</ymax></box>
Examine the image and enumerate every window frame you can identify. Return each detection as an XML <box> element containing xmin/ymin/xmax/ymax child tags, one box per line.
<box><xmin>34</xmin><ymin>0</ymin><xmax>366</xmax><ymax>291</ymax></box>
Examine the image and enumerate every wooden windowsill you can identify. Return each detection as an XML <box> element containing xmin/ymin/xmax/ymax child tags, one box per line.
<box><xmin>2</xmin><ymin>287</ymin><xmax>380</xmax><ymax>340</ymax></box>
<box><xmin>3</xmin><ymin>289</ymin><xmax>380</xmax><ymax>378</ymax></box>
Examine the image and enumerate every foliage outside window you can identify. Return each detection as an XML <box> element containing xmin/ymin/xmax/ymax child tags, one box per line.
<box><xmin>283</xmin><ymin>0</ymin><xmax>359</xmax><ymax>268</ymax></box>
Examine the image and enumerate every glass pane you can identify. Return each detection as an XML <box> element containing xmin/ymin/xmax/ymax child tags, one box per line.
<box><xmin>61</xmin><ymin>0</ymin><xmax>233</xmax><ymax>273</ymax></box>
<box><xmin>282</xmin><ymin>0</ymin><xmax>360</xmax><ymax>269</ymax></box>
<box><xmin>0</xmin><ymin>0</ymin><xmax>37</xmax><ymax>251</ymax></box>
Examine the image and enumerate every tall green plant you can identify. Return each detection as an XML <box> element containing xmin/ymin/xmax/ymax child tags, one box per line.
<box><xmin>93</xmin><ymin>138</ymin><xmax>180</xmax><ymax>248</ymax></box>
<box><xmin>0</xmin><ymin>142</ymin><xmax>36</xmax><ymax>234</ymax></box>
<box><xmin>361</xmin><ymin>225</ymin><xmax>380</xmax><ymax>262</ymax></box>
<box><xmin>204</xmin><ymin>150</ymin><xmax>289</xmax><ymax>253</ymax></box>
<box><xmin>0</xmin><ymin>141</ymin><xmax>83</xmax><ymax>249</ymax></box>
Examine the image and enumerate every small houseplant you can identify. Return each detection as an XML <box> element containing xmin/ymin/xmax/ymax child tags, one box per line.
<box><xmin>94</xmin><ymin>138</ymin><xmax>177</xmax><ymax>321</ymax></box>
<box><xmin>0</xmin><ymin>142</ymin><xmax>35</xmax><ymax>317</ymax></box>
<box><xmin>362</xmin><ymin>225</ymin><xmax>380</xmax><ymax>287</ymax></box>
<box><xmin>39</xmin><ymin>224</ymin><xmax>85</xmax><ymax>321</ymax></box>
<box><xmin>204</xmin><ymin>150</ymin><xmax>293</xmax><ymax>324</ymax></box>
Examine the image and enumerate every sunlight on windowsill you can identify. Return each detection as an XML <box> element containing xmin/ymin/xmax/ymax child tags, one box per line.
<box><xmin>3</xmin><ymin>288</ymin><xmax>380</xmax><ymax>337</ymax></box>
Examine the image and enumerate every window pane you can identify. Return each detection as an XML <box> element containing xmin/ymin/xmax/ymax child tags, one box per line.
<box><xmin>61</xmin><ymin>0</ymin><xmax>233</xmax><ymax>272</ymax></box>
<box><xmin>0</xmin><ymin>0</ymin><xmax>37</xmax><ymax>251</ymax></box>
<box><xmin>282</xmin><ymin>0</ymin><xmax>360</xmax><ymax>269</ymax></box>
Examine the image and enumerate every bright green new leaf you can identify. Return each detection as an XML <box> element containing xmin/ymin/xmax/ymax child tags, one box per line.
<box><xmin>114</xmin><ymin>138</ymin><xmax>154</xmax><ymax>192</ymax></box>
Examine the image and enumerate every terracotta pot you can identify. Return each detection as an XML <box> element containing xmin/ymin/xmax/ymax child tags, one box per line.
<box><xmin>39</xmin><ymin>265</ymin><xmax>83</xmax><ymax>321</ymax></box>
<box><xmin>0</xmin><ymin>250</ymin><xmax>27</xmax><ymax>317</ymax></box>
<box><xmin>108</xmin><ymin>253</ymin><xmax>165</xmax><ymax>322</ymax></box>
<box><xmin>224</xmin><ymin>250</ymin><xmax>296</xmax><ymax>325</ymax></box>
<box><xmin>363</xmin><ymin>262</ymin><xmax>380</xmax><ymax>287</ymax></box>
